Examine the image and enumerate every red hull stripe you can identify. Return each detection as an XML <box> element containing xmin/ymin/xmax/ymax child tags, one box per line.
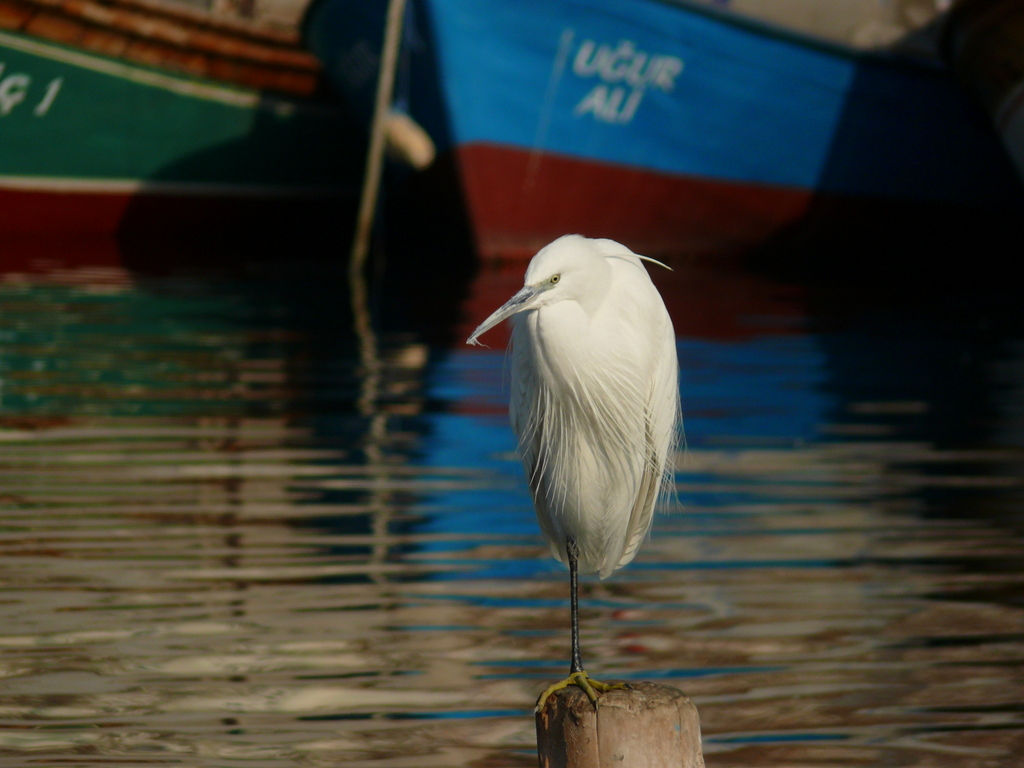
<box><xmin>454</xmin><ymin>143</ymin><xmax>814</xmax><ymax>260</ymax></box>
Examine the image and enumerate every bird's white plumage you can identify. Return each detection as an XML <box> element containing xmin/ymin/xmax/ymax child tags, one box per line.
<box><xmin>468</xmin><ymin>234</ymin><xmax>680</xmax><ymax>578</ymax></box>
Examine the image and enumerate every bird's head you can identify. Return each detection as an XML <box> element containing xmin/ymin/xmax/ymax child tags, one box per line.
<box><xmin>467</xmin><ymin>235</ymin><xmax>611</xmax><ymax>346</ymax></box>
<box><xmin>467</xmin><ymin>235</ymin><xmax>670</xmax><ymax>346</ymax></box>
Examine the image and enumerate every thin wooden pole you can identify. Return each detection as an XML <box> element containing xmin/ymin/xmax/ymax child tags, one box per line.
<box><xmin>349</xmin><ymin>0</ymin><xmax>407</xmax><ymax>284</ymax></box>
<box><xmin>348</xmin><ymin>0</ymin><xmax>406</xmax><ymax>589</ymax></box>
<box><xmin>349</xmin><ymin>0</ymin><xmax>406</xmax><ymax>412</ymax></box>
<box><xmin>537</xmin><ymin>682</ymin><xmax>704</xmax><ymax>768</ymax></box>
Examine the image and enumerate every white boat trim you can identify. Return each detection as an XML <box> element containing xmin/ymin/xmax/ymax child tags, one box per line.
<box><xmin>0</xmin><ymin>28</ymin><xmax>260</xmax><ymax>107</ymax></box>
<box><xmin>0</xmin><ymin>175</ymin><xmax>350</xmax><ymax>197</ymax></box>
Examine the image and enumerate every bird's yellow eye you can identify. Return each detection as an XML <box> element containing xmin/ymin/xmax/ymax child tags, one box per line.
<box><xmin>550</xmin><ymin>275</ymin><xmax>560</xmax><ymax>284</ymax></box>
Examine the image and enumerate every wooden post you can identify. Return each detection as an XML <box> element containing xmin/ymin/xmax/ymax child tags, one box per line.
<box><xmin>536</xmin><ymin>682</ymin><xmax>704</xmax><ymax>768</ymax></box>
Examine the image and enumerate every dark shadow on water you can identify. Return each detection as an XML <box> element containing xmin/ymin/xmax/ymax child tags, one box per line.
<box><xmin>747</xmin><ymin>188</ymin><xmax>1024</xmax><ymax>594</ymax></box>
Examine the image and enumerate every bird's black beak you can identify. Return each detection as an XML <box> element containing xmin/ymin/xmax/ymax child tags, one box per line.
<box><xmin>466</xmin><ymin>285</ymin><xmax>540</xmax><ymax>346</ymax></box>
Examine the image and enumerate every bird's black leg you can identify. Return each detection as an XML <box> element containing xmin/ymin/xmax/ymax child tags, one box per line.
<box><xmin>568</xmin><ymin>538</ymin><xmax>583</xmax><ymax>675</ymax></box>
<box><xmin>535</xmin><ymin>538</ymin><xmax>627</xmax><ymax>712</ymax></box>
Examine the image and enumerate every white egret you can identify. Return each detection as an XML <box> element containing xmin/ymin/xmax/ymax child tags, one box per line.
<box><xmin>467</xmin><ymin>234</ymin><xmax>680</xmax><ymax>709</ymax></box>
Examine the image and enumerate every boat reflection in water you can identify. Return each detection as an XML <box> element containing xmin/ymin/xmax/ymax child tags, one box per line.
<box><xmin>1</xmin><ymin>241</ymin><xmax>1023</xmax><ymax>767</ymax></box>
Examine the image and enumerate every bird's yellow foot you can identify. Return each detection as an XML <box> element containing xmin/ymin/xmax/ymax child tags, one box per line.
<box><xmin>535</xmin><ymin>671</ymin><xmax>629</xmax><ymax>712</ymax></box>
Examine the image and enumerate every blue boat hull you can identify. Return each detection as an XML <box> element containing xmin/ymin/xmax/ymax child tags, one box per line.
<box><xmin>307</xmin><ymin>0</ymin><xmax>1023</xmax><ymax>258</ymax></box>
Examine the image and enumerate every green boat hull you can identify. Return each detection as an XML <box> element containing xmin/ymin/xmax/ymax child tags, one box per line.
<box><xmin>0</xmin><ymin>29</ymin><xmax>360</xmax><ymax>237</ymax></box>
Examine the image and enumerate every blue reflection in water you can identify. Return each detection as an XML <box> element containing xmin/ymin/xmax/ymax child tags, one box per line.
<box><xmin>681</xmin><ymin>336</ymin><xmax>835</xmax><ymax>446</ymax></box>
<box><xmin>406</xmin><ymin>332</ymin><xmax>836</xmax><ymax>581</ymax></box>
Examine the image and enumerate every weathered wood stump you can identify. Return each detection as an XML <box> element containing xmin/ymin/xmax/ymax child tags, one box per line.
<box><xmin>536</xmin><ymin>681</ymin><xmax>704</xmax><ymax>768</ymax></box>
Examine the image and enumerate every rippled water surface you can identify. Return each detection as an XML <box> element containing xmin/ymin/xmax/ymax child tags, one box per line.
<box><xmin>2</xmin><ymin>247</ymin><xmax>1024</xmax><ymax>767</ymax></box>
